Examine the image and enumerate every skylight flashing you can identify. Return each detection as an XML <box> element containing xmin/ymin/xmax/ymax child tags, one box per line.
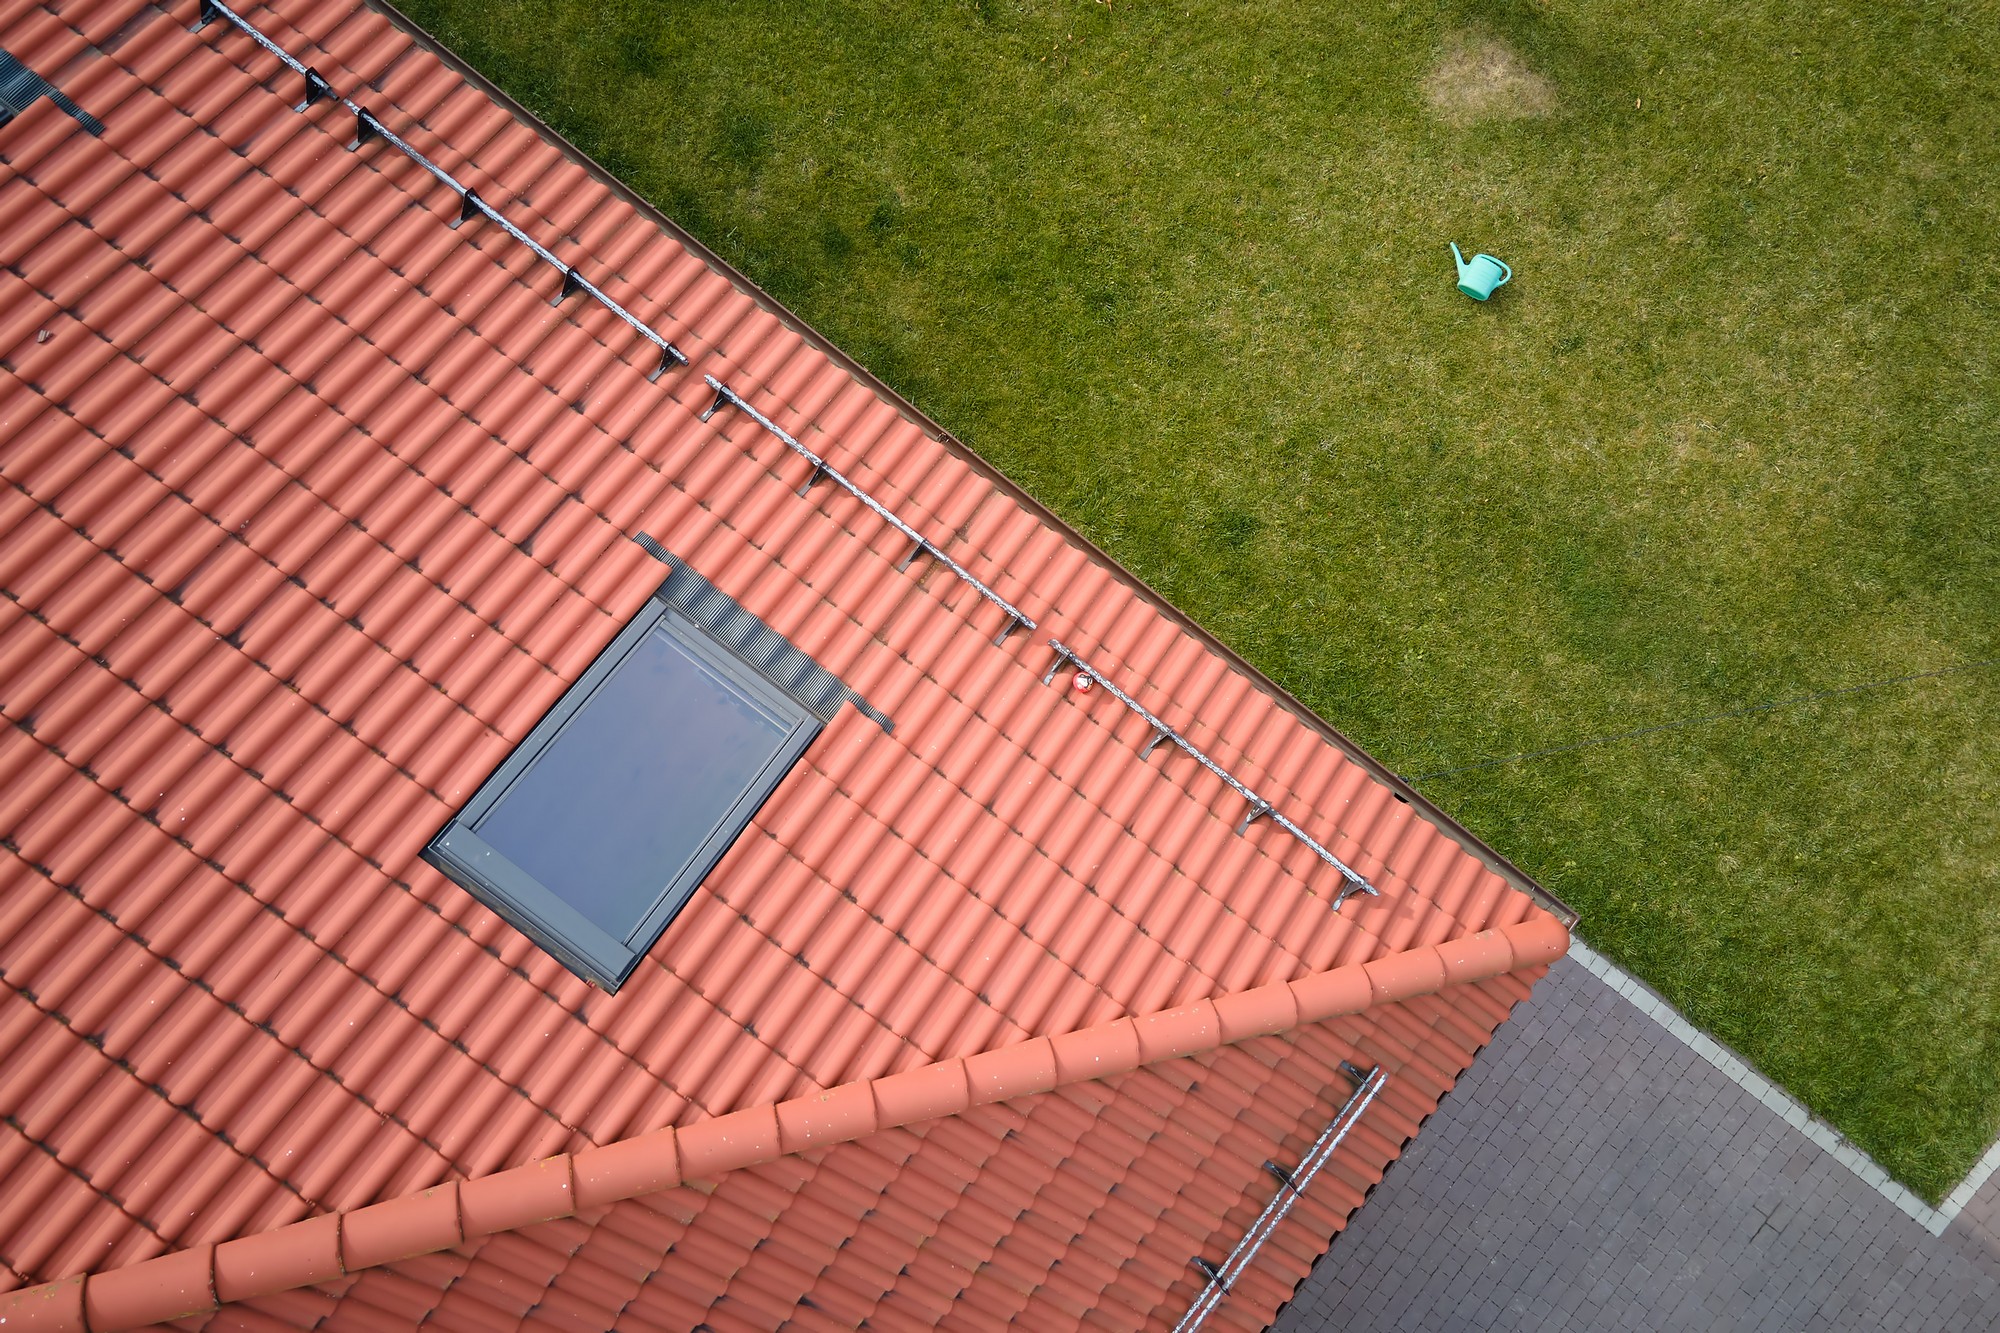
<box><xmin>634</xmin><ymin>534</ymin><xmax>893</xmax><ymax>733</ymax></box>
<box><xmin>423</xmin><ymin>555</ymin><xmax>885</xmax><ymax>989</ymax></box>
<box><xmin>0</xmin><ymin>47</ymin><xmax>104</xmax><ymax>135</ymax></box>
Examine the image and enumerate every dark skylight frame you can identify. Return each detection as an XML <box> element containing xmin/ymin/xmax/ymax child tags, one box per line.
<box><xmin>424</xmin><ymin>594</ymin><xmax>821</xmax><ymax>991</ymax></box>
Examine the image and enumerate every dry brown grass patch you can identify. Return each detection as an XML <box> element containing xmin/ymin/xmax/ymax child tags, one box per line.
<box><xmin>1423</xmin><ymin>32</ymin><xmax>1556</xmax><ymax>126</ymax></box>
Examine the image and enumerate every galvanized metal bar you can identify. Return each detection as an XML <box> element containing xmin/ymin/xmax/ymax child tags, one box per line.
<box><xmin>1045</xmin><ymin>641</ymin><xmax>1379</xmax><ymax>906</ymax></box>
<box><xmin>192</xmin><ymin>0</ymin><xmax>687</xmax><ymax>375</ymax></box>
<box><xmin>702</xmin><ymin>376</ymin><xmax>1036</xmax><ymax>638</ymax></box>
<box><xmin>1174</xmin><ymin>1066</ymin><xmax>1388</xmax><ymax>1333</ymax></box>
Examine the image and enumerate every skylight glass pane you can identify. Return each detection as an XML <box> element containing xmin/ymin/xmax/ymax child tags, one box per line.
<box><xmin>478</xmin><ymin>624</ymin><xmax>789</xmax><ymax>941</ymax></box>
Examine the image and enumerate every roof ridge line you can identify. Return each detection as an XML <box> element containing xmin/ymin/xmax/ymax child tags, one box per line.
<box><xmin>0</xmin><ymin>917</ymin><xmax>1569</xmax><ymax>1332</ymax></box>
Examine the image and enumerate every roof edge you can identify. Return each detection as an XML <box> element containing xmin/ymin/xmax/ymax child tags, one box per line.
<box><xmin>0</xmin><ymin>919</ymin><xmax>1568</xmax><ymax>1331</ymax></box>
<box><xmin>354</xmin><ymin>0</ymin><xmax>1574</xmax><ymax>930</ymax></box>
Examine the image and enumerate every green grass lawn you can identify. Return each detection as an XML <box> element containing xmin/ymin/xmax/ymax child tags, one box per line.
<box><xmin>396</xmin><ymin>0</ymin><xmax>2000</xmax><ymax>1201</ymax></box>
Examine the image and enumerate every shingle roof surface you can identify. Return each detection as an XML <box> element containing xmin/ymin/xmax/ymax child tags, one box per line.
<box><xmin>0</xmin><ymin>0</ymin><xmax>1567</xmax><ymax>1327</ymax></box>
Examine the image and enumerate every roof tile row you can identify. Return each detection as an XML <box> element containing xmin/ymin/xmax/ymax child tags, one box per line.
<box><xmin>1</xmin><ymin>918</ymin><xmax>1562</xmax><ymax>1330</ymax></box>
<box><xmin>0</xmin><ymin>0</ymin><xmax>1566</xmax><ymax>1323</ymax></box>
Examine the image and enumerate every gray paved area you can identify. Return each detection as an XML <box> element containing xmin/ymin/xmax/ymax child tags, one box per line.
<box><xmin>1274</xmin><ymin>956</ymin><xmax>2000</xmax><ymax>1332</ymax></box>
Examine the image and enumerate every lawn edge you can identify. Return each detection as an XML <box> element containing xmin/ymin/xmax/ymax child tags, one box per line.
<box><xmin>1568</xmin><ymin>938</ymin><xmax>2000</xmax><ymax>1225</ymax></box>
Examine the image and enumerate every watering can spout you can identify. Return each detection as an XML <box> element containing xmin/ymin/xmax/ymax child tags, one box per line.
<box><xmin>1449</xmin><ymin>242</ymin><xmax>1469</xmax><ymax>278</ymax></box>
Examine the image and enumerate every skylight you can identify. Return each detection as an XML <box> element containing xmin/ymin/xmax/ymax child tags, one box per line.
<box><xmin>425</xmin><ymin>555</ymin><xmax>874</xmax><ymax>990</ymax></box>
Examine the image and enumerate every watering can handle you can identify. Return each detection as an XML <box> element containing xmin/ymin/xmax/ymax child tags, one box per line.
<box><xmin>1489</xmin><ymin>256</ymin><xmax>1512</xmax><ymax>282</ymax></box>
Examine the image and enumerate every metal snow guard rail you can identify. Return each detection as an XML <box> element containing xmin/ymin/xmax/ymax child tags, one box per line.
<box><xmin>1175</xmin><ymin>1063</ymin><xmax>1388</xmax><ymax>1333</ymax></box>
<box><xmin>1044</xmin><ymin>640</ymin><xmax>1379</xmax><ymax>908</ymax></box>
<box><xmin>701</xmin><ymin>376</ymin><xmax>1035</xmax><ymax>645</ymax></box>
<box><xmin>193</xmin><ymin>0</ymin><xmax>688</xmax><ymax>380</ymax></box>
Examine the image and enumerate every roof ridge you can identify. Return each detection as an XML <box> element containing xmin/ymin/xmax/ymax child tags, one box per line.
<box><xmin>0</xmin><ymin>916</ymin><xmax>1568</xmax><ymax>1332</ymax></box>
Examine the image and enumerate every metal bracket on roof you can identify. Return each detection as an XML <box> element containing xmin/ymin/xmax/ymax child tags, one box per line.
<box><xmin>795</xmin><ymin>461</ymin><xmax>827</xmax><ymax>497</ymax></box>
<box><xmin>1174</xmin><ymin>1066</ymin><xmax>1390</xmax><ymax>1333</ymax></box>
<box><xmin>190</xmin><ymin>0</ymin><xmax>692</xmax><ymax>371</ymax></box>
<box><xmin>296</xmin><ymin>67</ymin><xmax>335</xmax><ymax>112</ymax></box>
<box><xmin>1330</xmin><ymin>873</ymin><xmax>1372</xmax><ymax>911</ymax></box>
<box><xmin>632</xmin><ymin>534</ymin><xmax>892</xmax><ymax>732</ymax></box>
<box><xmin>348</xmin><ymin>105</ymin><xmax>382</xmax><ymax>151</ymax></box>
<box><xmin>896</xmin><ymin>540</ymin><xmax>930</xmax><ymax>573</ymax></box>
<box><xmin>452</xmin><ymin>188</ymin><xmax>485</xmax><ymax>231</ymax></box>
<box><xmin>1339</xmin><ymin>1060</ymin><xmax>1373</xmax><ymax>1088</ymax></box>
<box><xmin>700</xmin><ymin>375</ymin><xmax>1036</xmax><ymax>644</ymax></box>
<box><xmin>699</xmin><ymin>383</ymin><xmax>734</xmax><ymax>423</ymax></box>
<box><xmin>1138</xmin><ymin>727</ymin><xmax>1172</xmax><ymax>761</ymax></box>
<box><xmin>1042</xmin><ymin>640</ymin><xmax>1382</xmax><ymax>909</ymax></box>
<box><xmin>993</xmin><ymin>610</ymin><xmax>1028</xmax><ymax>647</ymax></box>
<box><xmin>553</xmin><ymin>266</ymin><xmax>586</xmax><ymax>305</ymax></box>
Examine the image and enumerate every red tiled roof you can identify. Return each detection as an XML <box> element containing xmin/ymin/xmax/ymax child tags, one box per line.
<box><xmin>0</xmin><ymin>917</ymin><xmax>1569</xmax><ymax>1332</ymax></box>
<box><xmin>0</xmin><ymin>0</ymin><xmax>1570</xmax><ymax>1328</ymax></box>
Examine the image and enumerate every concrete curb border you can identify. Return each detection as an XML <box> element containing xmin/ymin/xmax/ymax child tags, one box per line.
<box><xmin>1566</xmin><ymin>940</ymin><xmax>2000</xmax><ymax>1237</ymax></box>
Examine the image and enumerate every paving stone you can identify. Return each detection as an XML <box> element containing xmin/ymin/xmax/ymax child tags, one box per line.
<box><xmin>1271</xmin><ymin>955</ymin><xmax>2000</xmax><ymax>1332</ymax></box>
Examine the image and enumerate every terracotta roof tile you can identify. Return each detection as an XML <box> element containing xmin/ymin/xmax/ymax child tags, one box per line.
<box><xmin>0</xmin><ymin>0</ymin><xmax>1573</xmax><ymax>1325</ymax></box>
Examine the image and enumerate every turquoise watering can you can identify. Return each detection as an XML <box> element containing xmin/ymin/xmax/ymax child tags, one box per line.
<box><xmin>1450</xmin><ymin>243</ymin><xmax>1512</xmax><ymax>301</ymax></box>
